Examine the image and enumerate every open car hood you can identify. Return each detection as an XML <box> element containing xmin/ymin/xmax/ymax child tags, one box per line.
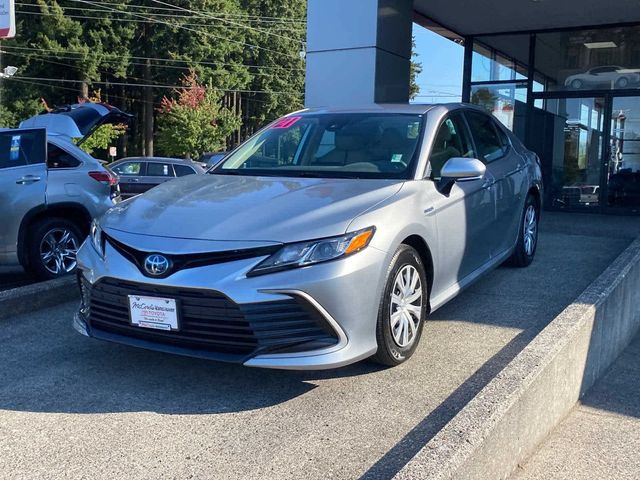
<box><xmin>19</xmin><ymin>102</ymin><xmax>133</xmax><ymax>145</ymax></box>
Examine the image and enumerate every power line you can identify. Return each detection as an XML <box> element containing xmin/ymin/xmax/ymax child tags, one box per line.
<box><xmin>0</xmin><ymin>45</ymin><xmax>304</xmax><ymax>71</ymax></box>
<box><xmin>69</xmin><ymin>0</ymin><xmax>301</xmax><ymax>59</ymax></box>
<box><xmin>148</xmin><ymin>0</ymin><xmax>303</xmax><ymax>44</ymax></box>
<box><xmin>15</xmin><ymin>5</ymin><xmax>306</xmax><ymax>32</ymax></box>
<box><xmin>14</xmin><ymin>2</ymin><xmax>306</xmax><ymax>23</ymax></box>
<box><xmin>10</xmin><ymin>75</ymin><xmax>303</xmax><ymax>95</ymax></box>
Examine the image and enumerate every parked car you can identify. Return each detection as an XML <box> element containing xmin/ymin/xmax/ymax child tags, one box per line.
<box><xmin>564</xmin><ymin>66</ymin><xmax>640</xmax><ymax>89</ymax></box>
<box><xmin>196</xmin><ymin>151</ymin><xmax>228</xmax><ymax>169</ymax></box>
<box><xmin>0</xmin><ymin>102</ymin><xmax>130</xmax><ymax>279</ymax></box>
<box><xmin>110</xmin><ymin>157</ymin><xmax>205</xmax><ymax>199</ymax></box>
<box><xmin>75</xmin><ymin>104</ymin><xmax>543</xmax><ymax>369</ymax></box>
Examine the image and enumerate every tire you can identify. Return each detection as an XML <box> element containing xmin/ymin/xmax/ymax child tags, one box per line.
<box><xmin>570</xmin><ymin>79</ymin><xmax>583</xmax><ymax>89</ymax></box>
<box><xmin>616</xmin><ymin>77</ymin><xmax>629</xmax><ymax>88</ymax></box>
<box><xmin>508</xmin><ymin>194</ymin><xmax>539</xmax><ymax>268</ymax></box>
<box><xmin>371</xmin><ymin>245</ymin><xmax>428</xmax><ymax>367</ymax></box>
<box><xmin>26</xmin><ymin>217</ymin><xmax>83</xmax><ymax>280</ymax></box>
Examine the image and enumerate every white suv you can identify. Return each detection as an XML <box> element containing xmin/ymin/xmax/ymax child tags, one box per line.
<box><xmin>0</xmin><ymin>103</ymin><xmax>130</xmax><ymax>279</ymax></box>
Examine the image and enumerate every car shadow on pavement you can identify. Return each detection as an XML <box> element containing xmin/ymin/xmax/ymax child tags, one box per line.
<box><xmin>0</xmin><ymin>322</ymin><xmax>383</xmax><ymax>415</ymax></box>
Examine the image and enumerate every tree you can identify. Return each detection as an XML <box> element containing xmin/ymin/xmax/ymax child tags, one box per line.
<box><xmin>156</xmin><ymin>70</ymin><xmax>240</xmax><ymax>159</ymax></box>
<box><xmin>410</xmin><ymin>36</ymin><xmax>423</xmax><ymax>100</ymax></box>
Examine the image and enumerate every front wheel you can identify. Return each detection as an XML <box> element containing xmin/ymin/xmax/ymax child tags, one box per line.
<box><xmin>371</xmin><ymin>245</ymin><xmax>428</xmax><ymax>367</ymax></box>
<box><xmin>508</xmin><ymin>194</ymin><xmax>539</xmax><ymax>268</ymax></box>
<box><xmin>26</xmin><ymin>218</ymin><xmax>82</xmax><ymax>280</ymax></box>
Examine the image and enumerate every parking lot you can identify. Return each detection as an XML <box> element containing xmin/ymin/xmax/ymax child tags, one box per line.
<box><xmin>0</xmin><ymin>212</ymin><xmax>638</xmax><ymax>480</ymax></box>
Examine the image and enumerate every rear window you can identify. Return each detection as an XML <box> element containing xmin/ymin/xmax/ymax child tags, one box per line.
<box><xmin>174</xmin><ymin>164</ymin><xmax>196</xmax><ymax>177</ymax></box>
<box><xmin>147</xmin><ymin>162</ymin><xmax>174</xmax><ymax>177</ymax></box>
<box><xmin>48</xmin><ymin>143</ymin><xmax>81</xmax><ymax>169</ymax></box>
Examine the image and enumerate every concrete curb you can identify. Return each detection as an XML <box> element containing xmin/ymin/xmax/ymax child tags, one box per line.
<box><xmin>0</xmin><ymin>276</ymin><xmax>78</xmax><ymax>321</ymax></box>
<box><xmin>394</xmin><ymin>236</ymin><xmax>640</xmax><ymax>480</ymax></box>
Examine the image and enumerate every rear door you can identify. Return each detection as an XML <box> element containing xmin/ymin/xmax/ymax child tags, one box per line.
<box><xmin>0</xmin><ymin>129</ymin><xmax>47</xmax><ymax>262</ymax></box>
<box><xmin>465</xmin><ymin>111</ymin><xmax>527</xmax><ymax>257</ymax></box>
<box><xmin>111</xmin><ymin>160</ymin><xmax>147</xmax><ymax>198</ymax></box>
<box><xmin>144</xmin><ymin>162</ymin><xmax>177</xmax><ymax>191</ymax></box>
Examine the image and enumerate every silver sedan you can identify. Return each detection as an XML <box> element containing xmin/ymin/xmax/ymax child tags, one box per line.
<box><xmin>74</xmin><ymin>104</ymin><xmax>543</xmax><ymax>370</ymax></box>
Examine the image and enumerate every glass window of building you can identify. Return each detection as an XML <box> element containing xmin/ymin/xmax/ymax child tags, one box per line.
<box><xmin>536</xmin><ymin>26</ymin><xmax>640</xmax><ymax>92</ymax></box>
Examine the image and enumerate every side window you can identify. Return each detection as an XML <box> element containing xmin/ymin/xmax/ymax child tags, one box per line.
<box><xmin>174</xmin><ymin>164</ymin><xmax>196</xmax><ymax>177</ymax></box>
<box><xmin>47</xmin><ymin>143</ymin><xmax>81</xmax><ymax>169</ymax></box>
<box><xmin>112</xmin><ymin>161</ymin><xmax>143</xmax><ymax>176</ymax></box>
<box><xmin>466</xmin><ymin>111</ymin><xmax>506</xmax><ymax>163</ymax></box>
<box><xmin>428</xmin><ymin>115</ymin><xmax>473</xmax><ymax>179</ymax></box>
<box><xmin>147</xmin><ymin>162</ymin><xmax>175</xmax><ymax>177</ymax></box>
<box><xmin>0</xmin><ymin>129</ymin><xmax>46</xmax><ymax>169</ymax></box>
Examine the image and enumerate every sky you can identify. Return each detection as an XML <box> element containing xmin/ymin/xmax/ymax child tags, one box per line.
<box><xmin>411</xmin><ymin>24</ymin><xmax>464</xmax><ymax>103</ymax></box>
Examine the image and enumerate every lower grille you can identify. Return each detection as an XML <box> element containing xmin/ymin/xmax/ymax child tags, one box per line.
<box><xmin>83</xmin><ymin>277</ymin><xmax>338</xmax><ymax>358</ymax></box>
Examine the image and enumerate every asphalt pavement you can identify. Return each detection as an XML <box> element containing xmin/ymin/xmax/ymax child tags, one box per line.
<box><xmin>0</xmin><ymin>212</ymin><xmax>638</xmax><ymax>480</ymax></box>
<box><xmin>0</xmin><ymin>266</ymin><xmax>34</xmax><ymax>292</ymax></box>
<box><xmin>511</xmin><ymin>333</ymin><xmax>640</xmax><ymax>480</ymax></box>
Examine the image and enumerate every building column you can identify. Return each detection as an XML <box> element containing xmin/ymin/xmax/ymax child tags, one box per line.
<box><xmin>305</xmin><ymin>0</ymin><xmax>413</xmax><ymax>108</ymax></box>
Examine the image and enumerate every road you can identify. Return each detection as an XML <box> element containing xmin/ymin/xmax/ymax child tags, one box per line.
<box><xmin>0</xmin><ymin>213</ymin><xmax>637</xmax><ymax>480</ymax></box>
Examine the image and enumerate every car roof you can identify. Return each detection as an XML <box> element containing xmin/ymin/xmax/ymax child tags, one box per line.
<box><xmin>294</xmin><ymin>103</ymin><xmax>486</xmax><ymax>116</ymax></box>
<box><xmin>112</xmin><ymin>157</ymin><xmax>194</xmax><ymax>165</ymax></box>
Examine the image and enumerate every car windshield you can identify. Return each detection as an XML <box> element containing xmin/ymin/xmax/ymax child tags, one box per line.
<box><xmin>213</xmin><ymin>113</ymin><xmax>424</xmax><ymax>179</ymax></box>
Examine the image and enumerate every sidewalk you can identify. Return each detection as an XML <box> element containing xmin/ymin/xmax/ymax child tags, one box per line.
<box><xmin>512</xmin><ymin>333</ymin><xmax>640</xmax><ymax>480</ymax></box>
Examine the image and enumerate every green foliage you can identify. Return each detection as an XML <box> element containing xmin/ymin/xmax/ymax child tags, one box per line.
<box><xmin>78</xmin><ymin>124</ymin><xmax>127</xmax><ymax>156</ymax></box>
<box><xmin>410</xmin><ymin>36</ymin><xmax>423</xmax><ymax>101</ymax></box>
<box><xmin>156</xmin><ymin>71</ymin><xmax>241</xmax><ymax>159</ymax></box>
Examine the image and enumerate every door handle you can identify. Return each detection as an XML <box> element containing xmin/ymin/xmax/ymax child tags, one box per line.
<box><xmin>16</xmin><ymin>175</ymin><xmax>42</xmax><ymax>185</ymax></box>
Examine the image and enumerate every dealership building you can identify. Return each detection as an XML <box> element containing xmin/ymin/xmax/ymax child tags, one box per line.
<box><xmin>305</xmin><ymin>0</ymin><xmax>640</xmax><ymax>214</ymax></box>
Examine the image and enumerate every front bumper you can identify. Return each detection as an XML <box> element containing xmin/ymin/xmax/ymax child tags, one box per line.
<box><xmin>75</xmin><ymin>236</ymin><xmax>388</xmax><ymax>370</ymax></box>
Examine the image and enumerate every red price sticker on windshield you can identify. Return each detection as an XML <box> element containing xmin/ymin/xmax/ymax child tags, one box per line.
<box><xmin>271</xmin><ymin>116</ymin><xmax>302</xmax><ymax>129</ymax></box>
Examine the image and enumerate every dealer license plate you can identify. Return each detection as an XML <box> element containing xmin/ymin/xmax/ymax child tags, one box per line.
<box><xmin>128</xmin><ymin>295</ymin><xmax>179</xmax><ymax>331</ymax></box>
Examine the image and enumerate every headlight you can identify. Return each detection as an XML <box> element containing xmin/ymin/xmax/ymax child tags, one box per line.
<box><xmin>90</xmin><ymin>219</ymin><xmax>105</xmax><ymax>258</ymax></box>
<box><xmin>248</xmin><ymin>227</ymin><xmax>376</xmax><ymax>276</ymax></box>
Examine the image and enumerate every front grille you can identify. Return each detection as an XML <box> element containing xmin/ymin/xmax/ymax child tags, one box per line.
<box><xmin>83</xmin><ymin>277</ymin><xmax>338</xmax><ymax>358</ymax></box>
<box><xmin>105</xmin><ymin>234</ymin><xmax>280</xmax><ymax>279</ymax></box>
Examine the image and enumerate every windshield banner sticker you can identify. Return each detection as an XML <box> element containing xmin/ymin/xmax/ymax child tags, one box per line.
<box><xmin>271</xmin><ymin>116</ymin><xmax>302</xmax><ymax>129</ymax></box>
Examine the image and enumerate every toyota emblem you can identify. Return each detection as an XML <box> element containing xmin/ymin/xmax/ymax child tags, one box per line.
<box><xmin>144</xmin><ymin>254</ymin><xmax>171</xmax><ymax>276</ymax></box>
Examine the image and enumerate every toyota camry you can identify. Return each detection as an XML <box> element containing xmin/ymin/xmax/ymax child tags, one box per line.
<box><xmin>74</xmin><ymin>104</ymin><xmax>542</xmax><ymax>369</ymax></box>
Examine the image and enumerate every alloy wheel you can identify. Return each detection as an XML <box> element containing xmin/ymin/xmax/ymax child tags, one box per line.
<box><xmin>39</xmin><ymin>228</ymin><xmax>79</xmax><ymax>275</ymax></box>
<box><xmin>523</xmin><ymin>204</ymin><xmax>537</xmax><ymax>256</ymax></box>
<box><xmin>389</xmin><ymin>265</ymin><xmax>423</xmax><ymax>348</ymax></box>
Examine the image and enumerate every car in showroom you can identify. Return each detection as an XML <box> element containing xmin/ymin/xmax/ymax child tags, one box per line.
<box><xmin>75</xmin><ymin>104</ymin><xmax>543</xmax><ymax>369</ymax></box>
<box><xmin>564</xmin><ymin>65</ymin><xmax>640</xmax><ymax>89</ymax></box>
<box><xmin>110</xmin><ymin>157</ymin><xmax>205</xmax><ymax>199</ymax></box>
<box><xmin>0</xmin><ymin>103</ymin><xmax>129</xmax><ymax>279</ymax></box>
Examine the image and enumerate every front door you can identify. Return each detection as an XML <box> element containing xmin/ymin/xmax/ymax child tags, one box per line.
<box><xmin>0</xmin><ymin>129</ymin><xmax>48</xmax><ymax>264</ymax></box>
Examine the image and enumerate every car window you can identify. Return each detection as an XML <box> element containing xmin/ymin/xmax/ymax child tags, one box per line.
<box><xmin>47</xmin><ymin>143</ymin><xmax>81</xmax><ymax>168</ymax></box>
<box><xmin>428</xmin><ymin>115</ymin><xmax>474</xmax><ymax>180</ymax></box>
<box><xmin>466</xmin><ymin>111</ymin><xmax>507</xmax><ymax>163</ymax></box>
<box><xmin>112</xmin><ymin>161</ymin><xmax>143</xmax><ymax>176</ymax></box>
<box><xmin>147</xmin><ymin>162</ymin><xmax>175</xmax><ymax>177</ymax></box>
<box><xmin>0</xmin><ymin>129</ymin><xmax>46</xmax><ymax>169</ymax></box>
<box><xmin>174</xmin><ymin>164</ymin><xmax>196</xmax><ymax>177</ymax></box>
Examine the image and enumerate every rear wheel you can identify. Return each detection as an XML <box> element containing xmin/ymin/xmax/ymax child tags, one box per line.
<box><xmin>372</xmin><ymin>245</ymin><xmax>428</xmax><ymax>367</ymax></box>
<box><xmin>508</xmin><ymin>194</ymin><xmax>539</xmax><ymax>268</ymax></box>
<box><xmin>26</xmin><ymin>218</ymin><xmax>82</xmax><ymax>280</ymax></box>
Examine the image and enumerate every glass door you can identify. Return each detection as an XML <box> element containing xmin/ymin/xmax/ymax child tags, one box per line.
<box><xmin>531</xmin><ymin>97</ymin><xmax>606</xmax><ymax>210</ymax></box>
<box><xmin>605</xmin><ymin>96</ymin><xmax>640</xmax><ymax>212</ymax></box>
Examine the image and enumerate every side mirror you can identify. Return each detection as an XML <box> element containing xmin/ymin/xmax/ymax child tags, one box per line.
<box><xmin>437</xmin><ymin>157</ymin><xmax>486</xmax><ymax>195</ymax></box>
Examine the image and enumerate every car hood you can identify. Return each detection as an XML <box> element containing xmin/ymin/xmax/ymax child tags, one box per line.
<box><xmin>101</xmin><ymin>174</ymin><xmax>403</xmax><ymax>244</ymax></box>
